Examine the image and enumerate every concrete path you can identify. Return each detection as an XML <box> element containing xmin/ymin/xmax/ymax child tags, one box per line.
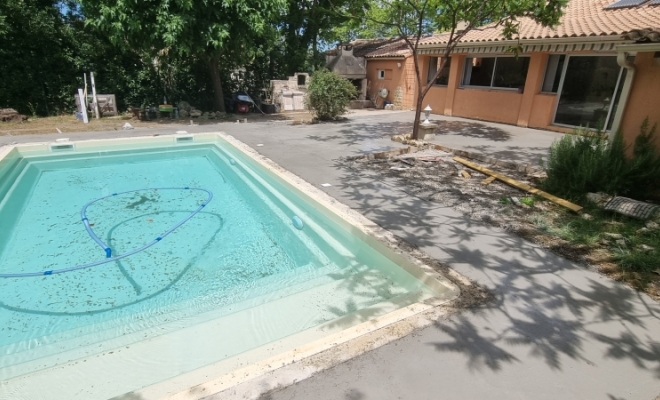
<box><xmin>3</xmin><ymin>112</ymin><xmax>659</xmax><ymax>400</ymax></box>
<box><xmin>424</xmin><ymin>114</ymin><xmax>566</xmax><ymax>166</ymax></box>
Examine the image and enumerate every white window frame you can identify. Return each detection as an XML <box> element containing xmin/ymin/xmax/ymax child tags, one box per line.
<box><xmin>377</xmin><ymin>70</ymin><xmax>385</xmax><ymax>80</ymax></box>
<box><xmin>460</xmin><ymin>55</ymin><xmax>530</xmax><ymax>91</ymax></box>
<box><xmin>427</xmin><ymin>56</ymin><xmax>451</xmax><ymax>86</ymax></box>
<box><xmin>551</xmin><ymin>53</ymin><xmax>625</xmax><ymax>132</ymax></box>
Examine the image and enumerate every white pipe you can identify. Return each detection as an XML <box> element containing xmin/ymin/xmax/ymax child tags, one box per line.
<box><xmin>90</xmin><ymin>72</ymin><xmax>100</xmax><ymax>119</ymax></box>
<box><xmin>78</xmin><ymin>88</ymin><xmax>89</xmax><ymax>124</ymax></box>
<box><xmin>609</xmin><ymin>52</ymin><xmax>636</xmax><ymax>140</ymax></box>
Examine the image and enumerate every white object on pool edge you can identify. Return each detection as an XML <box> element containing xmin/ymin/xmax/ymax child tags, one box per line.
<box><xmin>320</xmin><ymin>183</ymin><xmax>332</xmax><ymax>187</ymax></box>
<box><xmin>292</xmin><ymin>215</ymin><xmax>304</xmax><ymax>230</ymax></box>
<box><xmin>256</xmin><ymin>144</ymin><xmax>264</xmax><ymax>147</ymax></box>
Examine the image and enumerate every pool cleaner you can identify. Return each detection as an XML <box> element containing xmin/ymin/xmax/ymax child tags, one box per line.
<box><xmin>0</xmin><ymin>187</ymin><xmax>213</xmax><ymax>278</ymax></box>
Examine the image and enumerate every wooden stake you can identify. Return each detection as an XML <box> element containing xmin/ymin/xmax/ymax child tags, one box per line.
<box><xmin>481</xmin><ymin>176</ymin><xmax>497</xmax><ymax>186</ymax></box>
<box><xmin>454</xmin><ymin>157</ymin><xmax>583</xmax><ymax>213</ymax></box>
<box><xmin>460</xmin><ymin>170</ymin><xmax>471</xmax><ymax>179</ymax></box>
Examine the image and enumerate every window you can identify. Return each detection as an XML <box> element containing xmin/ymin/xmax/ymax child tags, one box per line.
<box><xmin>378</xmin><ymin>70</ymin><xmax>385</xmax><ymax>80</ymax></box>
<box><xmin>426</xmin><ymin>57</ymin><xmax>451</xmax><ymax>85</ymax></box>
<box><xmin>461</xmin><ymin>56</ymin><xmax>530</xmax><ymax>89</ymax></box>
<box><xmin>541</xmin><ymin>55</ymin><xmax>565</xmax><ymax>93</ymax></box>
<box><xmin>554</xmin><ymin>55</ymin><xmax>625</xmax><ymax>130</ymax></box>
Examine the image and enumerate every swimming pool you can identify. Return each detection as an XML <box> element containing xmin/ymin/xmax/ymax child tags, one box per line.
<box><xmin>0</xmin><ymin>133</ymin><xmax>458</xmax><ymax>399</ymax></box>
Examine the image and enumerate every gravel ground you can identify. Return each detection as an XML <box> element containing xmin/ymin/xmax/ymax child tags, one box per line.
<box><xmin>345</xmin><ymin>148</ymin><xmax>660</xmax><ymax>299</ymax></box>
<box><xmin>348</xmin><ymin>148</ymin><xmax>545</xmax><ymax>230</ymax></box>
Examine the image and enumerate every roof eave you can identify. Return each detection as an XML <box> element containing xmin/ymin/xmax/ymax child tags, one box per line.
<box><xmin>419</xmin><ymin>34</ymin><xmax>635</xmax><ymax>51</ymax></box>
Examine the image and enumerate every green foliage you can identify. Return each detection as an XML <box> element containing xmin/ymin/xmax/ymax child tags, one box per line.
<box><xmin>520</xmin><ymin>197</ymin><xmax>536</xmax><ymax>207</ymax></box>
<box><xmin>305</xmin><ymin>70</ymin><xmax>357</xmax><ymax>121</ymax></box>
<box><xmin>82</xmin><ymin>0</ymin><xmax>286</xmax><ymax>111</ymax></box>
<box><xmin>542</xmin><ymin>119</ymin><xmax>660</xmax><ymax>201</ymax></box>
<box><xmin>530</xmin><ymin>205</ymin><xmax>659</xmax><ymax>276</ymax></box>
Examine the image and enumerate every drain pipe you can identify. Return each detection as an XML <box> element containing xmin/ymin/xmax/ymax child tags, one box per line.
<box><xmin>609</xmin><ymin>52</ymin><xmax>636</xmax><ymax>140</ymax></box>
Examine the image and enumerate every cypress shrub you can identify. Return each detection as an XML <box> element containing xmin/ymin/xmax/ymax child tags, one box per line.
<box><xmin>543</xmin><ymin>119</ymin><xmax>660</xmax><ymax>201</ymax></box>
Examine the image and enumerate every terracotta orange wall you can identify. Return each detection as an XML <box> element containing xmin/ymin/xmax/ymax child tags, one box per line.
<box><xmin>452</xmin><ymin>88</ymin><xmax>523</xmax><ymax>124</ymax></box>
<box><xmin>365</xmin><ymin>58</ymin><xmax>410</xmax><ymax>108</ymax></box>
<box><xmin>620</xmin><ymin>52</ymin><xmax>660</xmax><ymax>150</ymax></box>
<box><xmin>528</xmin><ymin>94</ymin><xmax>558</xmax><ymax>128</ymax></box>
<box><xmin>423</xmin><ymin>86</ymin><xmax>448</xmax><ymax>113</ymax></box>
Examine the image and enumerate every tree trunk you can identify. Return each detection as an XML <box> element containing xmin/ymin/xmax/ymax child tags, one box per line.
<box><xmin>412</xmin><ymin>93</ymin><xmax>424</xmax><ymax>139</ymax></box>
<box><xmin>208</xmin><ymin>54</ymin><xmax>226</xmax><ymax>112</ymax></box>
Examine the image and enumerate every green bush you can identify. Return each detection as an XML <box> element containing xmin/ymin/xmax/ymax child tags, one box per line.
<box><xmin>305</xmin><ymin>70</ymin><xmax>358</xmax><ymax>121</ymax></box>
<box><xmin>543</xmin><ymin>119</ymin><xmax>660</xmax><ymax>201</ymax></box>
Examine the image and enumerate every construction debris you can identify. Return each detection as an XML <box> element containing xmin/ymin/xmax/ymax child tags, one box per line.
<box><xmin>481</xmin><ymin>176</ymin><xmax>496</xmax><ymax>186</ymax></box>
<box><xmin>453</xmin><ymin>156</ymin><xmax>583</xmax><ymax>213</ymax></box>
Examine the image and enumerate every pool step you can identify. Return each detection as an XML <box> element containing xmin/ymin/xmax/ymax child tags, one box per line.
<box><xmin>0</xmin><ymin>266</ymin><xmax>430</xmax><ymax>383</ymax></box>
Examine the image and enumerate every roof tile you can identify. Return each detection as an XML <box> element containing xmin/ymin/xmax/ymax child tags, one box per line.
<box><xmin>419</xmin><ymin>0</ymin><xmax>660</xmax><ymax>46</ymax></box>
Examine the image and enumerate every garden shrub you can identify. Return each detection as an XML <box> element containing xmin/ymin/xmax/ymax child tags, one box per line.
<box><xmin>305</xmin><ymin>70</ymin><xmax>358</xmax><ymax>121</ymax></box>
<box><xmin>543</xmin><ymin>118</ymin><xmax>660</xmax><ymax>201</ymax></box>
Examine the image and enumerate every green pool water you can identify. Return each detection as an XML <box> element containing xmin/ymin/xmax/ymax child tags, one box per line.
<box><xmin>0</xmin><ymin>139</ymin><xmax>439</xmax><ymax>399</ymax></box>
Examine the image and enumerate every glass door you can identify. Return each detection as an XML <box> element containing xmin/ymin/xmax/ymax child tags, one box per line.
<box><xmin>553</xmin><ymin>56</ymin><xmax>625</xmax><ymax>130</ymax></box>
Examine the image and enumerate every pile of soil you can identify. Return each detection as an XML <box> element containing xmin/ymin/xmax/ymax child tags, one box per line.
<box><xmin>0</xmin><ymin>109</ymin><xmax>27</xmax><ymax>123</ymax></box>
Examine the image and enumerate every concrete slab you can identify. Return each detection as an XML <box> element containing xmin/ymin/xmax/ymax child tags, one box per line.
<box><xmin>3</xmin><ymin>111</ymin><xmax>659</xmax><ymax>400</ymax></box>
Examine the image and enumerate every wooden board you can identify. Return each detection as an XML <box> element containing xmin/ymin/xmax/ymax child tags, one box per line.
<box><xmin>481</xmin><ymin>176</ymin><xmax>496</xmax><ymax>186</ymax></box>
<box><xmin>453</xmin><ymin>157</ymin><xmax>583</xmax><ymax>213</ymax></box>
<box><xmin>460</xmin><ymin>170</ymin><xmax>471</xmax><ymax>179</ymax></box>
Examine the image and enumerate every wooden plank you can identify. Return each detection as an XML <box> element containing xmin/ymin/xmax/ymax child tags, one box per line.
<box><xmin>460</xmin><ymin>170</ymin><xmax>471</xmax><ymax>179</ymax></box>
<box><xmin>454</xmin><ymin>156</ymin><xmax>583</xmax><ymax>213</ymax></box>
<box><xmin>481</xmin><ymin>176</ymin><xmax>496</xmax><ymax>186</ymax></box>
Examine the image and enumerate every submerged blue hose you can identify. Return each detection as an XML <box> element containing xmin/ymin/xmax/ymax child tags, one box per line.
<box><xmin>0</xmin><ymin>187</ymin><xmax>213</xmax><ymax>278</ymax></box>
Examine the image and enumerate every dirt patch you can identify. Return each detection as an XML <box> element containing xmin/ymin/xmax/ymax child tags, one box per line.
<box><xmin>0</xmin><ymin>108</ymin><xmax>27</xmax><ymax>123</ymax></box>
<box><xmin>0</xmin><ymin>112</ymin><xmax>313</xmax><ymax>136</ymax></box>
<box><xmin>345</xmin><ymin>148</ymin><xmax>660</xmax><ymax>300</ymax></box>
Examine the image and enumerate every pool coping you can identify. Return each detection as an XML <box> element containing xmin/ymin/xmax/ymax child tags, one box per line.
<box><xmin>0</xmin><ymin>133</ymin><xmax>462</xmax><ymax>400</ymax></box>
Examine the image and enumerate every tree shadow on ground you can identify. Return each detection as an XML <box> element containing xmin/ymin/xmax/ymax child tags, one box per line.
<box><xmin>328</xmin><ymin>158</ymin><xmax>660</xmax><ymax>379</ymax></box>
<box><xmin>433</xmin><ymin>120</ymin><xmax>512</xmax><ymax>142</ymax></box>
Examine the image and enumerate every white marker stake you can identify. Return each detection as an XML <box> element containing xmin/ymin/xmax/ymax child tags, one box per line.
<box><xmin>90</xmin><ymin>72</ymin><xmax>100</xmax><ymax>119</ymax></box>
<box><xmin>77</xmin><ymin>88</ymin><xmax>89</xmax><ymax>124</ymax></box>
<box><xmin>83</xmin><ymin>74</ymin><xmax>88</xmax><ymax>109</ymax></box>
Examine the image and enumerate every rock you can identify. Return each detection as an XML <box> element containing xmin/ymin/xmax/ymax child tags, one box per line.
<box><xmin>636</xmin><ymin>227</ymin><xmax>649</xmax><ymax>235</ymax></box>
<box><xmin>586</xmin><ymin>192</ymin><xmax>612</xmax><ymax>206</ymax></box>
<box><xmin>214</xmin><ymin>111</ymin><xmax>226</xmax><ymax>119</ymax></box>
<box><xmin>179</xmin><ymin>109</ymin><xmax>189</xmax><ymax>118</ymax></box>
<box><xmin>615</xmin><ymin>239</ymin><xmax>627</xmax><ymax>247</ymax></box>
<box><xmin>510</xmin><ymin>197</ymin><xmax>522</xmax><ymax>206</ymax></box>
<box><xmin>604</xmin><ymin>232</ymin><xmax>623</xmax><ymax>240</ymax></box>
<box><xmin>189</xmin><ymin>108</ymin><xmax>202</xmax><ymax>118</ymax></box>
<box><xmin>177</xmin><ymin>101</ymin><xmax>191</xmax><ymax>112</ymax></box>
<box><xmin>638</xmin><ymin>244</ymin><xmax>654</xmax><ymax>253</ymax></box>
<box><xmin>0</xmin><ymin>108</ymin><xmax>27</xmax><ymax>123</ymax></box>
<box><xmin>581</xmin><ymin>213</ymin><xmax>593</xmax><ymax>220</ymax></box>
<box><xmin>122</xmin><ymin>122</ymin><xmax>134</xmax><ymax>130</ymax></box>
<box><xmin>645</xmin><ymin>221</ymin><xmax>659</xmax><ymax>230</ymax></box>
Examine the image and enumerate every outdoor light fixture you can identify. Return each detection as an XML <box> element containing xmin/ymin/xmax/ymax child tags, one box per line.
<box><xmin>423</xmin><ymin>105</ymin><xmax>432</xmax><ymax>124</ymax></box>
<box><xmin>397</xmin><ymin>62</ymin><xmax>402</xmax><ymax>68</ymax></box>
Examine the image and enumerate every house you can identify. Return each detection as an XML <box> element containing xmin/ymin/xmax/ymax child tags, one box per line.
<box><xmin>342</xmin><ymin>0</ymin><xmax>660</xmax><ymax>148</ymax></box>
